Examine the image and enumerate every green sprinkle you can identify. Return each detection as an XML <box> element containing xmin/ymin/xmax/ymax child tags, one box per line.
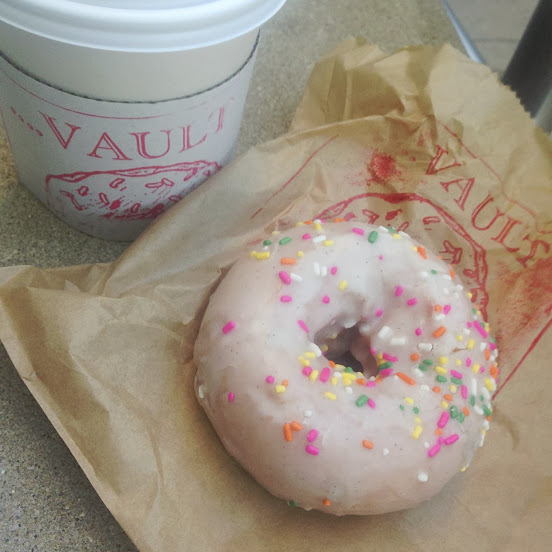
<box><xmin>450</xmin><ymin>405</ymin><xmax>458</xmax><ymax>418</ymax></box>
<box><xmin>288</xmin><ymin>500</ymin><xmax>298</xmax><ymax>508</ymax></box>
<box><xmin>413</xmin><ymin>406</ymin><xmax>420</xmax><ymax>414</ymax></box>
<box><xmin>423</xmin><ymin>359</ymin><xmax>433</xmax><ymax>365</ymax></box>
<box><xmin>399</xmin><ymin>404</ymin><xmax>405</xmax><ymax>411</ymax></box>
<box><xmin>418</xmin><ymin>363</ymin><xmax>428</xmax><ymax>372</ymax></box>
<box><xmin>483</xmin><ymin>405</ymin><xmax>492</xmax><ymax>417</ymax></box>
<box><xmin>472</xmin><ymin>308</ymin><xmax>477</xmax><ymax>314</ymax></box>
<box><xmin>356</xmin><ymin>395</ymin><xmax>369</xmax><ymax>407</ymax></box>
<box><xmin>386</xmin><ymin>226</ymin><xmax>397</xmax><ymax>233</ymax></box>
<box><xmin>368</xmin><ymin>230</ymin><xmax>379</xmax><ymax>244</ymax></box>
<box><xmin>479</xmin><ymin>395</ymin><xmax>485</xmax><ymax>402</ymax></box>
<box><xmin>451</xmin><ymin>377</ymin><xmax>463</xmax><ymax>385</ymax></box>
<box><xmin>436</xmin><ymin>375</ymin><xmax>447</xmax><ymax>383</ymax></box>
<box><xmin>344</xmin><ymin>366</ymin><xmax>354</xmax><ymax>373</ymax></box>
<box><xmin>458</xmin><ymin>412</ymin><xmax>465</xmax><ymax>423</ymax></box>
<box><xmin>279</xmin><ymin>236</ymin><xmax>292</xmax><ymax>245</ymax></box>
<box><xmin>470</xmin><ymin>395</ymin><xmax>476</xmax><ymax>406</ymax></box>
<box><xmin>378</xmin><ymin>361</ymin><xmax>392</xmax><ymax>370</ymax></box>
<box><xmin>431</xmin><ymin>269</ymin><xmax>438</xmax><ymax>275</ymax></box>
<box><xmin>263</xmin><ymin>239</ymin><xmax>272</xmax><ymax>246</ymax></box>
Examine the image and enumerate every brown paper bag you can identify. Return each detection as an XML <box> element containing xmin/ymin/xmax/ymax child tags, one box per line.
<box><xmin>1</xmin><ymin>40</ymin><xmax>551</xmax><ymax>552</ymax></box>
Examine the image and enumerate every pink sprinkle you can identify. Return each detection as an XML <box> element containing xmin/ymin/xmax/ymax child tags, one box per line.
<box><xmin>473</xmin><ymin>320</ymin><xmax>488</xmax><ymax>338</ymax></box>
<box><xmin>395</xmin><ymin>285</ymin><xmax>404</xmax><ymax>297</ymax></box>
<box><xmin>428</xmin><ymin>443</ymin><xmax>441</xmax><ymax>457</ymax></box>
<box><xmin>437</xmin><ymin>412</ymin><xmax>449</xmax><ymax>429</ymax></box>
<box><xmin>383</xmin><ymin>353</ymin><xmax>398</xmax><ymax>362</ymax></box>
<box><xmin>266</xmin><ymin>375</ymin><xmax>275</xmax><ymax>384</ymax></box>
<box><xmin>368</xmin><ymin>398</ymin><xmax>376</xmax><ymax>409</ymax></box>
<box><xmin>298</xmin><ymin>320</ymin><xmax>309</xmax><ymax>334</ymax></box>
<box><xmin>330</xmin><ymin>266</ymin><xmax>338</xmax><ymax>275</ymax></box>
<box><xmin>302</xmin><ymin>233</ymin><xmax>311</xmax><ymax>240</ymax></box>
<box><xmin>307</xmin><ymin>429</ymin><xmax>319</xmax><ymax>442</ymax></box>
<box><xmin>279</xmin><ymin>271</ymin><xmax>291</xmax><ymax>285</ymax></box>
<box><xmin>443</xmin><ymin>304</ymin><xmax>451</xmax><ymax>314</ymax></box>
<box><xmin>379</xmin><ymin>368</ymin><xmax>394</xmax><ymax>378</ymax></box>
<box><xmin>489</xmin><ymin>342</ymin><xmax>497</xmax><ymax>350</ymax></box>
<box><xmin>305</xmin><ymin>444</ymin><xmax>319</xmax><ymax>455</ymax></box>
<box><xmin>375</xmin><ymin>308</ymin><xmax>383</xmax><ymax>317</ymax></box>
<box><xmin>378</xmin><ymin>255</ymin><xmax>384</xmax><ymax>260</ymax></box>
<box><xmin>461</xmin><ymin>385</ymin><xmax>468</xmax><ymax>399</ymax></box>
<box><xmin>480</xmin><ymin>366</ymin><xmax>485</xmax><ymax>373</ymax></box>
<box><xmin>450</xmin><ymin>370</ymin><xmax>463</xmax><ymax>379</ymax></box>
<box><xmin>302</xmin><ymin>366</ymin><xmax>313</xmax><ymax>377</ymax></box>
<box><xmin>466</xmin><ymin>321</ymin><xmax>473</xmax><ymax>328</ymax></box>
<box><xmin>466</xmin><ymin>357</ymin><xmax>472</xmax><ymax>367</ymax></box>
<box><xmin>280</xmin><ymin>295</ymin><xmax>292</xmax><ymax>303</ymax></box>
<box><xmin>322</xmin><ymin>295</ymin><xmax>330</xmax><ymax>304</ymax></box>
<box><xmin>415</xmin><ymin>327</ymin><xmax>423</xmax><ymax>336</ymax></box>
<box><xmin>444</xmin><ymin>434</ymin><xmax>459</xmax><ymax>445</ymax></box>
<box><xmin>366</xmin><ymin>380</ymin><xmax>376</xmax><ymax>388</ymax></box>
<box><xmin>228</xmin><ymin>392</ymin><xmax>235</xmax><ymax>402</ymax></box>
<box><xmin>352</xmin><ymin>227</ymin><xmax>365</xmax><ymax>235</ymax></box>
<box><xmin>320</xmin><ymin>367</ymin><xmax>331</xmax><ymax>383</ymax></box>
<box><xmin>407</xmin><ymin>297</ymin><xmax>418</xmax><ymax>306</ymax></box>
<box><xmin>369</xmin><ymin>347</ymin><xmax>377</xmax><ymax>355</ymax></box>
<box><xmin>438</xmin><ymin>437</ymin><xmax>445</xmax><ymax>445</ymax></box>
<box><xmin>222</xmin><ymin>321</ymin><xmax>235</xmax><ymax>334</ymax></box>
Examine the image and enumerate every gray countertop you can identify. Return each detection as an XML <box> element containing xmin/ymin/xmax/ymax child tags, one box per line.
<box><xmin>0</xmin><ymin>1</ymin><xmax>461</xmax><ymax>550</ymax></box>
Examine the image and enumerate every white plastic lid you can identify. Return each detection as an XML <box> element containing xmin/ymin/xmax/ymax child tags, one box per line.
<box><xmin>0</xmin><ymin>0</ymin><xmax>287</xmax><ymax>52</ymax></box>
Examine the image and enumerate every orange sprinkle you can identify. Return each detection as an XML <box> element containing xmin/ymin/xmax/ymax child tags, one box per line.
<box><xmin>282</xmin><ymin>379</ymin><xmax>289</xmax><ymax>387</ymax></box>
<box><xmin>435</xmin><ymin>428</ymin><xmax>443</xmax><ymax>436</ymax></box>
<box><xmin>450</xmin><ymin>267</ymin><xmax>456</xmax><ymax>279</ymax></box>
<box><xmin>333</xmin><ymin>217</ymin><xmax>345</xmax><ymax>223</ymax></box>
<box><xmin>434</xmin><ymin>304</ymin><xmax>442</xmax><ymax>312</ymax></box>
<box><xmin>410</xmin><ymin>353</ymin><xmax>420</xmax><ymax>361</ymax></box>
<box><xmin>486</xmin><ymin>416</ymin><xmax>492</xmax><ymax>421</ymax></box>
<box><xmin>397</xmin><ymin>372</ymin><xmax>416</xmax><ymax>385</ymax></box>
<box><xmin>432</xmin><ymin>386</ymin><xmax>441</xmax><ymax>393</ymax></box>
<box><xmin>417</xmin><ymin>246</ymin><xmax>427</xmax><ymax>259</ymax></box>
<box><xmin>485</xmin><ymin>349</ymin><xmax>491</xmax><ymax>361</ymax></box>
<box><xmin>362</xmin><ymin>440</ymin><xmax>374</xmax><ymax>449</ymax></box>
<box><xmin>375</xmin><ymin>375</ymin><xmax>383</xmax><ymax>383</ymax></box>
<box><xmin>304</xmin><ymin>220</ymin><xmax>313</xmax><ymax>225</ymax></box>
<box><xmin>438</xmin><ymin>255</ymin><xmax>443</xmax><ymax>259</ymax></box>
<box><xmin>283</xmin><ymin>423</ymin><xmax>293</xmax><ymax>442</ymax></box>
<box><xmin>322</xmin><ymin>498</ymin><xmax>331</xmax><ymax>506</ymax></box>
<box><xmin>328</xmin><ymin>360</ymin><xmax>336</xmax><ymax>368</ymax></box>
<box><xmin>433</xmin><ymin>326</ymin><xmax>447</xmax><ymax>338</ymax></box>
<box><xmin>281</xmin><ymin>257</ymin><xmax>296</xmax><ymax>265</ymax></box>
<box><xmin>490</xmin><ymin>364</ymin><xmax>498</xmax><ymax>378</ymax></box>
<box><xmin>462</xmin><ymin>406</ymin><xmax>470</xmax><ymax>417</ymax></box>
<box><xmin>290</xmin><ymin>421</ymin><xmax>303</xmax><ymax>432</ymax></box>
<box><xmin>356</xmin><ymin>378</ymin><xmax>366</xmax><ymax>386</ymax></box>
<box><xmin>443</xmin><ymin>393</ymin><xmax>453</xmax><ymax>401</ymax></box>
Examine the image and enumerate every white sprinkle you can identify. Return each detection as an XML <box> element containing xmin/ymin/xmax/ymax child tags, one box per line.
<box><xmin>417</xmin><ymin>342</ymin><xmax>433</xmax><ymax>352</ymax></box>
<box><xmin>263</xmin><ymin>245</ymin><xmax>270</xmax><ymax>251</ymax></box>
<box><xmin>304</xmin><ymin>410</ymin><xmax>312</xmax><ymax>418</ymax></box>
<box><xmin>399</xmin><ymin>231</ymin><xmax>410</xmax><ymax>238</ymax></box>
<box><xmin>198</xmin><ymin>384</ymin><xmax>206</xmax><ymax>399</ymax></box>
<box><xmin>390</xmin><ymin>336</ymin><xmax>407</xmax><ymax>346</ymax></box>
<box><xmin>482</xmin><ymin>420</ymin><xmax>490</xmax><ymax>430</ymax></box>
<box><xmin>345</xmin><ymin>386</ymin><xmax>353</xmax><ymax>394</ymax></box>
<box><xmin>377</xmin><ymin>325</ymin><xmax>393</xmax><ymax>340</ymax></box>
<box><xmin>443</xmin><ymin>288</ymin><xmax>450</xmax><ymax>295</ymax></box>
<box><xmin>424</xmin><ymin>441</ymin><xmax>430</xmax><ymax>449</ymax></box>
<box><xmin>334</xmin><ymin>372</ymin><xmax>342</xmax><ymax>379</ymax></box>
<box><xmin>420</xmin><ymin>271</ymin><xmax>429</xmax><ymax>278</ymax></box>
<box><xmin>474</xmin><ymin>405</ymin><xmax>484</xmax><ymax>416</ymax></box>
<box><xmin>313</xmin><ymin>262</ymin><xmax>321</xmax><ymax>276</ymax></box>
<box><xmin>480</xmin><ymin>341</ymin><xmax>487</xmax><ymax>352</ymax></box>
<box><xmin>393</xmin><ymin>375</ymin><xmax>399</xmax><ymax>381</ymax></box>
<box><xmin>309</xmin><ymin>342</ymin><xmax>322</xmax><ymax>357</ymax></box>
<box><xmin>471</xmin><ymin>378</ymin><xmax>478</xmax><ymax>395</ymax></box>
<box><xmin>290</xmin><ymin>273</ymin><xmax>303</xmax><ymax>282</ymax></box>
<box><xmin>434</xmin><ymin>313</ymin><xmax>445</xmax><ymax>321</ymax></box>
<box><xmin>321</xmin><ymin>265</ymin><xmax>328</xmax><ymax>277</ymax></box>
<box><xmin>479</xmin><ymin>433</ymin><xmax>486</xmax><ymax>447</ymax></box>
<box><xmin>463</xmin><ymin>328</ymin><xmax>471</xmax><ymax>335</ymax></box>
<box><xmin>420</xmin><ymin>384</ymin><xmax>430</xmax><ymax>392</ymax></box>
<box><xmin>344</xmin><ymin>319</ymin><xmax>357</xmax><ymax>329</ymax></box>
<box><xmin>359</xmin><ymin>323</ymin><xmax>371</xmax><ymax>335</ymax></box>
<box><xmin>456</xmin><ymin>284</ymin><xmax>464</xmax><ymax>291</ymax></box>
<box><xmin>369</xmin><ymin>376</ymin><xmax>376</xmax><ymax>381</ymax></box>
<box><xmin>313</xmin><ymin>218</ymin><xmax>322</xmax><ymax>224</ymax></box>
<box><xmin>418</xmin><ymin>472</ymin><xmax>429</xmax><ymax>482</ymax></box>
<box><xmin>481</xmin><ymin>387</ymin><xmax>491</xmax><ymax>401</ymax></box>
<box><xmin>383</xmin><ymin>448</ymin><xmax>390</xmax><ymax>456</ymax></box>
<box><xmin>312</xmin><ymin>235</ymin><xmax>326</xmax><ymax>244</ymax></box>
<box><xmin>442</xmin><ymin>274</ymin><xmax>452</xmax><ymax>281</ymax></box>
<box><xmin>378</xmin><ymin>226</ymin><xmax>389</xmax><ymax>233</ymax></box>
<box><xmin>414</xmin><ymin>369</ymin><xmax>425</xmax><ymax>379</ymax></box>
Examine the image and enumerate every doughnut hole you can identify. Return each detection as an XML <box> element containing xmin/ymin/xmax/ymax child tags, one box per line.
<box><xmin>315</xmin><ymin>323</ymin><xmax>379</xmax><ymax>378</ymax></box>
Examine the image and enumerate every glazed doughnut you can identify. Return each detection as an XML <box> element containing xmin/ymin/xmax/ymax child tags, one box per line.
<box><xmin>193</xmin><ymin>220</ymin><xmax>498</xmax><ymax>515</ymax></box>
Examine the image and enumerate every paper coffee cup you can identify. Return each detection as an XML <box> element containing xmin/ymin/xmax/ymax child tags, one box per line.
<box><xmin>0</xmin><ymin>0</ymin><xmax>287</xmax><ymax>240</ymax></box>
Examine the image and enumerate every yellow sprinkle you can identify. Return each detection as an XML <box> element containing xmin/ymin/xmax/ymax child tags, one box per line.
<box><xmin>321</xmin><ymin>344</ymin><xmax>329</xmax><ymax>352</ymax></box>
<box><xmin>439</xmin><ymin>356</ymin><xmax>449</xmax><ymax>366</ymax></box>
<box><xmin>304</xmin><ymin>352</ymin><xmax>316</xmax><ymax>359</ymax></box>
<box><xmin>467</xmin><ymin>339</ymin><xmax>475</xmax><ymax>350</ymax></box>
<box><xmin>322</xmin><ymin>240</ymin><xmax>335</xmax><ymax>246</ymax></box>
<box><xmin>298</xmin><ymin>356</ymin><xmax>310</xmax><ymax>367</ymax></box>
<box><xmin>404</xmin><ymin>397</ymin><xmax>414</xmax><ymax>405</ymax></box>
<box><xmin>255</xmin><ymin>251</ymin><xmax>270</xmax><ymax>260</ymax></box>
<box><xmin>449</xmin><ymin>384</ymin><xmax>457</xmax><ymax>393</ymax></box>
<box><xmin>275</xmin><ymin>385</ymin><xmax>286</xmax><ymax>393</ymax></box>
<box><xmin>412</xmin><ymin>425</ymin><xmax>423</xmax><ymax>439</ymax></box>
<box><xmin>485</xmin><ymin>378</ymin><xmax>495</xmax><ymax>391</ymax></box>
<box><xmin>466</xmin><ymin>292</ymin><xmax>473</xmax><ymax>299</ymax></box>
<box><xmin>295</xmin><ymin>222</ymin><xmax>304</xmax><ymax>226</ymax></box>
<box><xmin>472</xmin><ymin>363</ymin><xmax>480</xmax><ymax>374</ymax></box>
<box><xmin>342</xmin><ymin>375</ymin><xmax>356</xmax><ymax>386</ymax></box>
<box><xmin>481</xmin><ymin>429</ymin><xmax>487</xmax><ymax>436</ymax></box>
<box><xmin>392</xmin><ymin>233</ymin><xmax>401</xmax><ymax>239</ymax></box>
<box><xmin>338</xmin><ymin>280</ymin><xmax>348</xmax><ymax>290</ymax></box>
<box><xmin>313</xmin><ymin>222</ymin><xmax>323</xmax><ymax>232</ymax></box>
<box><xmin>441</xmin><ymin>400</ymin><xmax>449</xmax><ymax>409</ymax></box>
<box><xmin>330</xmin><ymin>377</ymin><xmax>338</xmax><ymax>386</ymax></box>
<box><xmin>376</xmin><ymin>352</ymin><xmax>384</xmax><ymax>360</ymax></box>
<box><xmin>460</xmin><ymin>466</ymin><xmax>467</xmax><ymax>472</ymax></box>
<box><xmin>434</xmin><ymin>365</ymin><xmax>447</xmax><ymax>375</ymax></box>
<box><xmin>272</xmin><ymin>230</ymin><xmax>280</xmax><ymax>235</ymax></box>
<box><xmin>456</xmin><ymin>335</ymin><xmax>464</xmax><ymax>341</ymax></box>
<box><xmin>324</xmin><ymin>392</ymin><xmax>337</xmax><ymax>401</ymax></box>
<box><xmin>415</xmin><ymin>416</ymin><xmax>422</xmax><ymax>424</ymax></box>
<box><xmin>309</xmin><ymin>370</ymin><xmax>319</xmax><ymax>382</ymax></box>
<box><xmin>249</xmin><ymin>250</ymin><xmax>257</xmax><ymax>257</ymax></box>
<box><xmin>412</xmin><ymin>246</ymin><xmax>418</xmax><ymax>252</ymax></box>
<box><xmin>455</xmin><ymin>359</ymin><xmax>462</xmax><ymax>366</ymax></box>
<box><xmin>297</xmin><ymin>250</ymin><xmax>304</xmax><ymax>257</ymax></box>
<box><xmin>334</xmin><ymin>363</ymin><xmax>346</xmax><ymax>372</ymax></box>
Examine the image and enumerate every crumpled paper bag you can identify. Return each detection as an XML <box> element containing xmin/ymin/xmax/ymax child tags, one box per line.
<box><xmin>1</xmin><ymin>39</ymin><xmax>551</xmax><ymax>552</ymax></box>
